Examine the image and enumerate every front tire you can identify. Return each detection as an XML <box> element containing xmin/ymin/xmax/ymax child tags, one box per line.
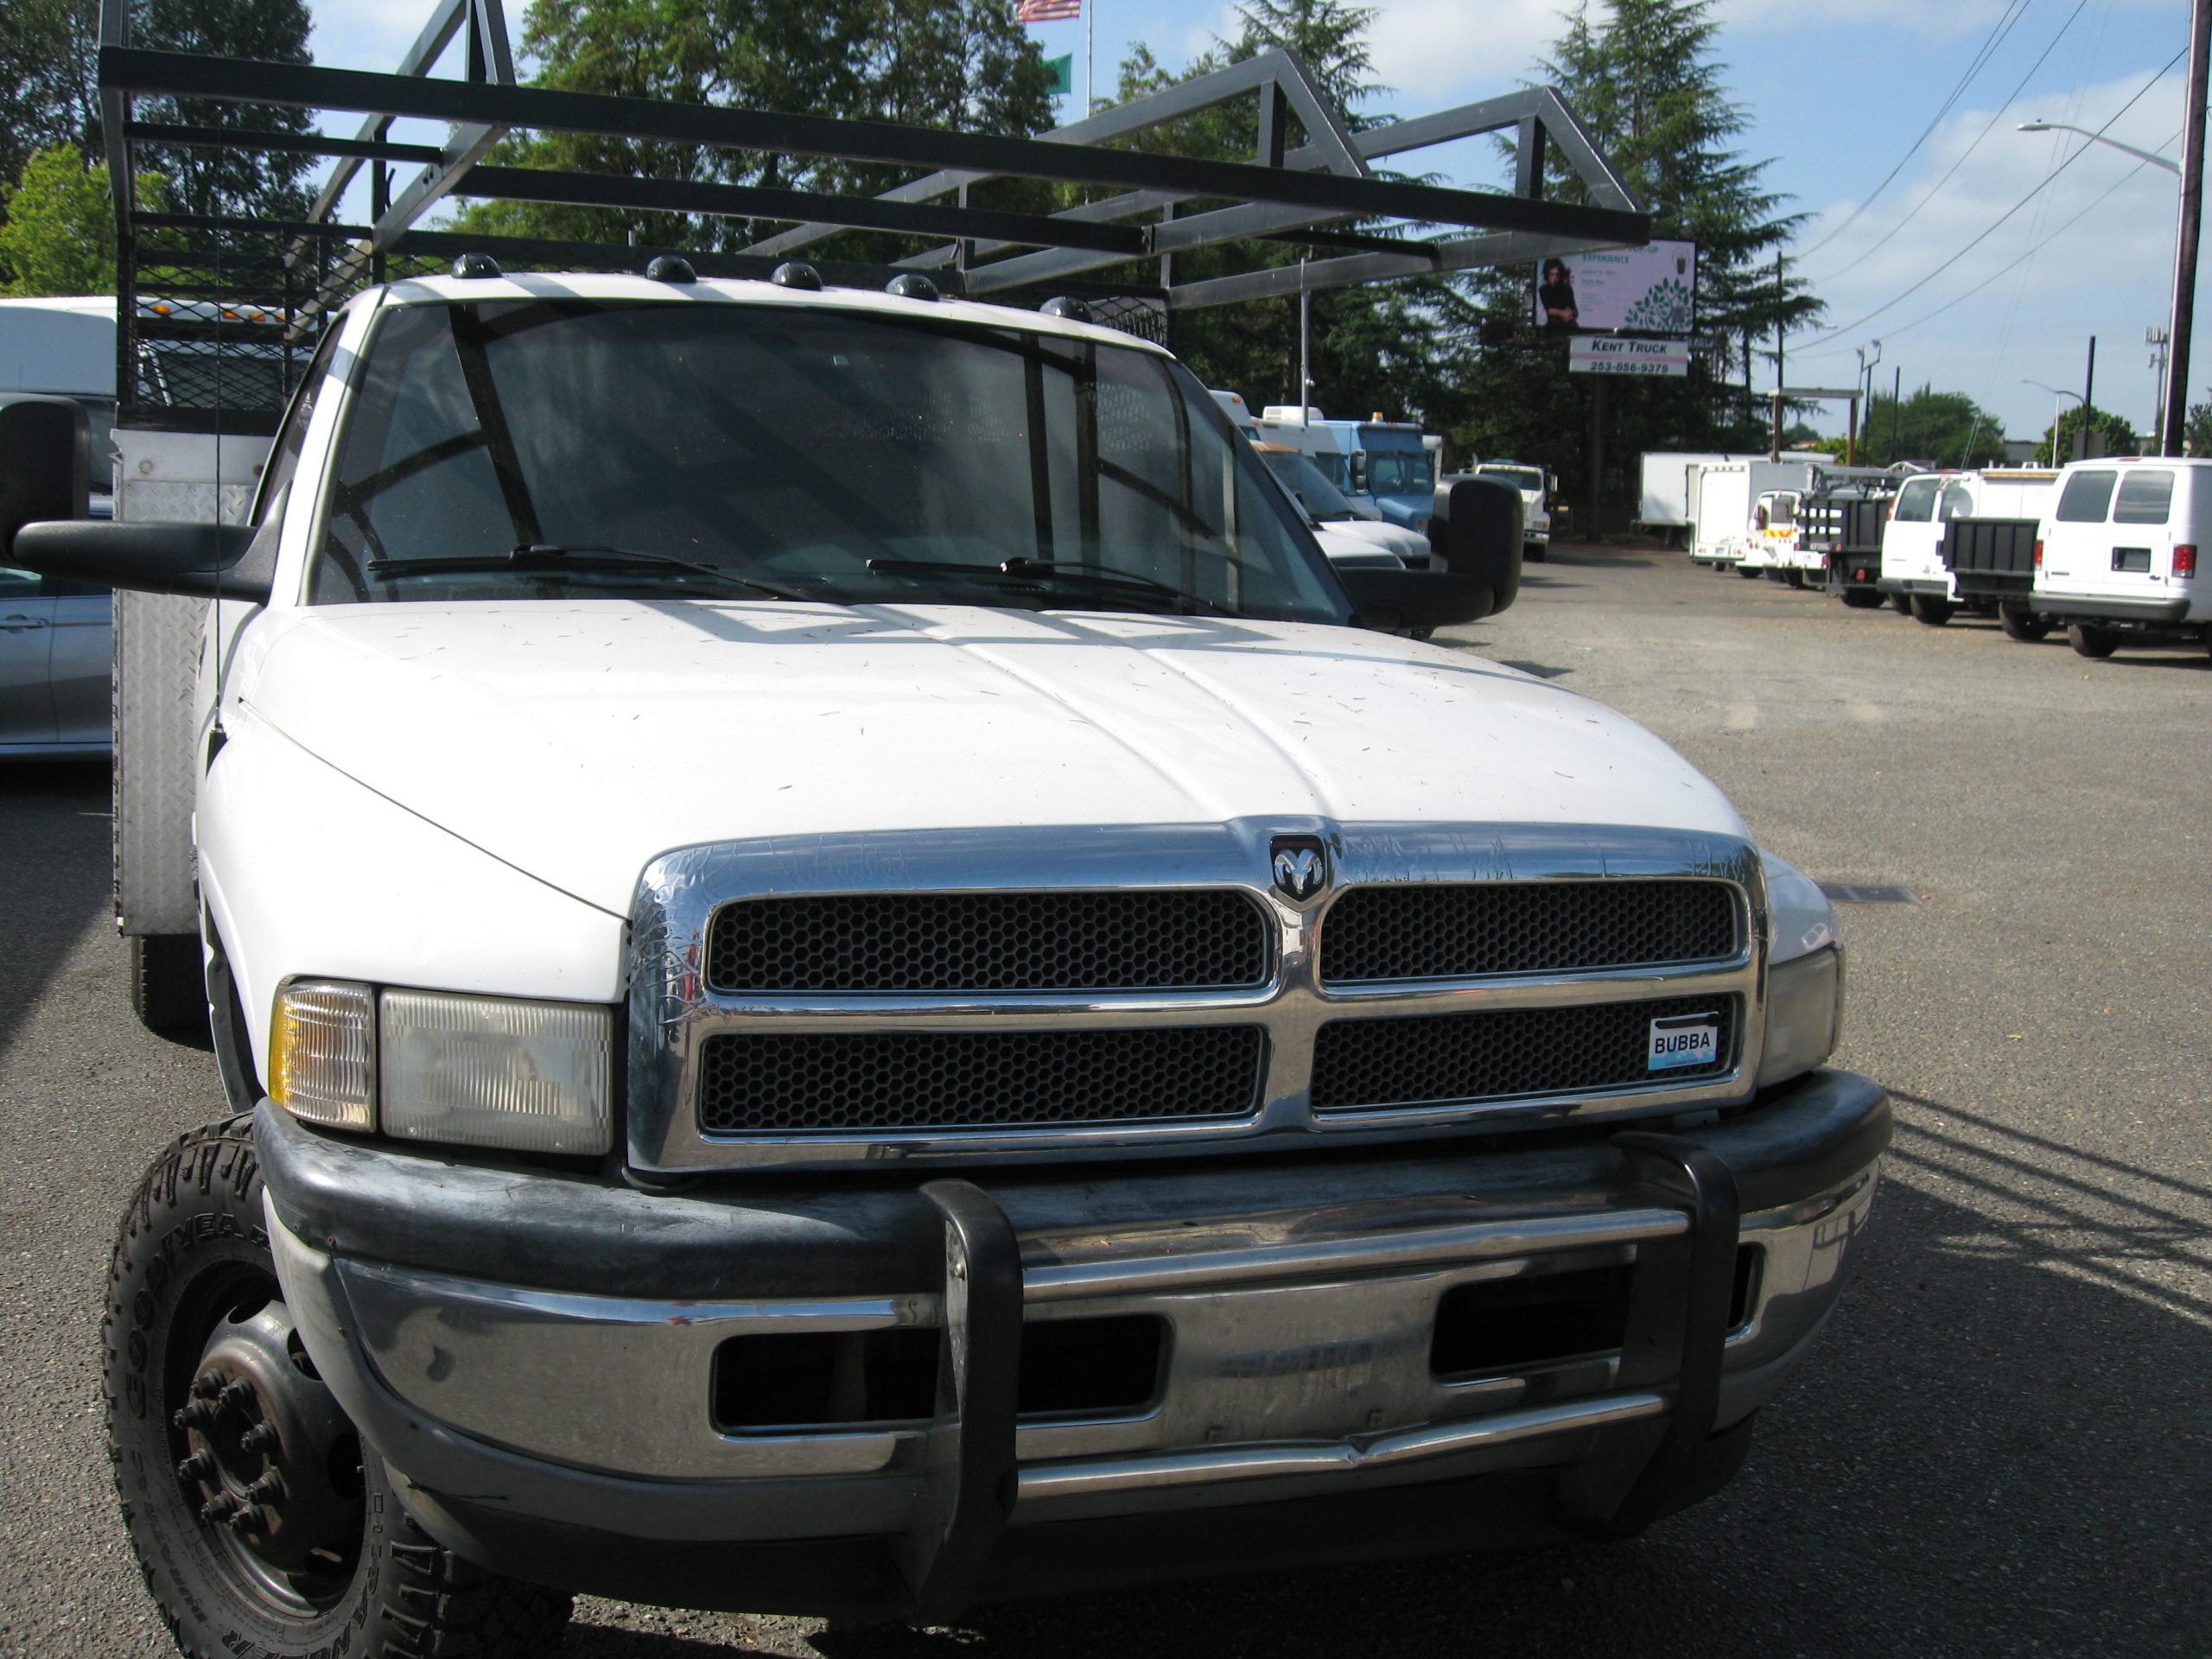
<box><xmin>102</xmin><ymin>1119</ymin><xmax>573</xmax><ymax>1658</ymax></box>
<box><xmin>2067</xmin><ymin>623</ymin><xmax>2120</xmax><ymax>659</ymax></box>
<box><xmin>1910</xmin><ymin>594</ymin><xmax>1955</xmax><ymax>626</ymax></box>
<box><xmin>1889</xmin><ymin>593</ymin><xmax>1912</xmax><ymax>615</ymax></box>
<box><xmin>1999</xmin><ymin>605</ymin><xmax>2052</xmax><ymax>642</ymax></box>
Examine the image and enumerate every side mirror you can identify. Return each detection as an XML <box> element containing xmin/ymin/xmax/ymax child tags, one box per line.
<box><xmin>0</xmin><ymin>396</ymin><xmax>90</xmax><ymax>557</ymax></box>
<box><xmin>1338</xmin><ymin>566</ymin><xmax>1497</xmax><ymax>632</ymax></box>
<box><xmin>13</xmin><ymin>518</ymin><xmax>266</xmax><ymax>602</ymax></box>
<box><xmin>1430</xmin><ymin>476</ymin><xmax>1523</xmax><ymax>616</ymax></box>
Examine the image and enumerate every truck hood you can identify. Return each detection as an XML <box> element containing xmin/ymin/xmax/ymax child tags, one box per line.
<box><xmin>234</xmin><ymin>601</ymin><xmax>1746</xmax><ymax>915</ymax></box>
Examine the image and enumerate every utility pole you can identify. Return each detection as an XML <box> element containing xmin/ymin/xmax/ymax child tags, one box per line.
<box><xmin>2079</xmin><ymin>335</ymin><xmax>2097</xmax><ymax>460</ymax></box>
<box><xmin>2163</xmin><ymin>0</ymin><xmax>2210</xmax><ymax>455</ymax></box>
<box><xmin>1891</xmin><ymin>365</ymin><xmax>1901</xmax><ymax>458</ymax></box>
<box><xmin>1769</xmin><ymin>254</ymin><xmax>1784</xmax><ymax>461</ymax></box>
<box><xmin>2149</xmin><ymin>324</ymin><xmax>2171</xmax><ymax>451</ymax></box>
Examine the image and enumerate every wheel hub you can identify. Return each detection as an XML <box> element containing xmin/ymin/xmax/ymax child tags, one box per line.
<box><xmin>172</xmin><ymin>1302</ymin><xmax>363</xmax><ymax>1577</ymax></box>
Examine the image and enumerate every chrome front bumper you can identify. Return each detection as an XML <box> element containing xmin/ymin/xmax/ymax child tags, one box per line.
<box><xmin>258</xmin><ymin>1070</ymin><xmax>1887</xmax><ymax>1615</ymax></box>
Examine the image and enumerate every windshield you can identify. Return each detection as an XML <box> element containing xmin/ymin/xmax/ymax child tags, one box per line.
<box><xmin>1259</xmin><ymin>448</ymin><xmax>1361</xmax><ymax>519</ymax></box>
<box><xmin>1892</xmin><ymin>477</ymin><xmax>1940</xmax><ymax>522</ymax></box>
<box><xmin>1363</xmin><ymin>448</ymin><xmax>1430</xmax><ymax>494</ymax></box>
<box><xmin>311</xmin><ymin>299</ymin><xmax>1342</xmax><ymax>621</ymax></box>
<box><xmin>1477</xmin><ymin>466</ymin><xmax>1544</xmax><ymax>493</ymax></box>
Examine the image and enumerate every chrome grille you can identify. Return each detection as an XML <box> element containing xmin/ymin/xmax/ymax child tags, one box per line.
<box><xmin>697</xmin><ymin>1027</ymin><xmax>1268</xmax><ymax>1134</ymax></box>
<box><xmin>1320</xmin><ymin>880</ymin><xmax>1738</xmax><ymax>984</ymax></box>
<box><xmin>1310</xmin><ymin>995</ymin><xmax>1739</xmax><ymax>1114</ymax></box>
<box><xmin>707</xmin><ymin>890</ymin><xmax>1270</xmax><ymax>993</ymax></box>
<box><xmin>629</xmin><ymin>823</ymin><xmax>1766</xmax><ymax>1172</ymax></box>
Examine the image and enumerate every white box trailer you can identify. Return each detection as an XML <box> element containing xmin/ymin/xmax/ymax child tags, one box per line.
<box><xmin>1638</xmin><ymin>450</ymin><xmax>1748</xmax><ymax>544</ymax></box>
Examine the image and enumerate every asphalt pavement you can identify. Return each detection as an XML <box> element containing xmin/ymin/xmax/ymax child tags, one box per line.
<box><xmin>3</xmin><ymin>543</ymin><xmax>2208</xmax><ymax>1656</ymax></box>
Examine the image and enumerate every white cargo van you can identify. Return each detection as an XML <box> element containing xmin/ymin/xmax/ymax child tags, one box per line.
<box><xmin>1878</xmin><ymin>469</ymin><xmax>2059</xmax><ymax>625</ymax></box>
<box><xmin>2030</xmin><ymin>458</ymin><xmax>2211</xmax><ymax>658</ymax></box>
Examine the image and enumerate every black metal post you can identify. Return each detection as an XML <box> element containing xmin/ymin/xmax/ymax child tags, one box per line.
<box><xmin>2165</xmin><ymin>0</ymin><xmax>2211</xmax><ymax>455</ymax></box>
<box><xmin>2078</xmin><ymin>335</ymin><xmax>2096</xmax><ymax>461</ymax></box>
<box><xmin>1586</xmin><ymin>375</ymin><xmax>1606</xmax><ymax>544</ymax></box>
<box><xmin>1891</xmin><ymin>365</ymin><xmax>1900</xmax><ymax>457</ymax></box>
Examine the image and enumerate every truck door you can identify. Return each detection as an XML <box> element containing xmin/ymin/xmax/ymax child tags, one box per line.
<box><xmin>2040</xmin><ymin>468</ymin><xmax>2117</xmax><ymax>596</ymax></box>
<box><xmin>0</xmin><ymin>564</ymin><xmax>59</xmax><ymax>747</ymax></box>
<box><xmin>2108</xmin><ymin>467</ymin><xmax>2177</xmax><ymax>594</ymax></box>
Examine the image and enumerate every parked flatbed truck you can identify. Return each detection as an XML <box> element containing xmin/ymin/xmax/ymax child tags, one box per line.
<box><xmin>9</xmin><ymin>13</ymin><xmax>1886</xmax><ymax>1652</ymax></box>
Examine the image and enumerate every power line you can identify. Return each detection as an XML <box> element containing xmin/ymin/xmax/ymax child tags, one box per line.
<box><xmin>1812</xmin><ymin>0</ymin><xmax>2094</xmax><ymax>283</ymax></box>
<box><xmin>1789</xmin><ymin>126</ymin><xmax>2181</xmax><ymax>363</ymax></box>
<box><xmin>1874</xmin><ymin>132</ymin><xmax>2180</xmax><ymax>341</ymax></box>
<box><xmin>1795</xmin><ymin>48</ymin><xmax>2185</xmax><ymax>345</ymax></box>
<box><xmin>1798</xmin><ymin>0</ymin><xmax>2042</xmax><ymax>259</ymax></box>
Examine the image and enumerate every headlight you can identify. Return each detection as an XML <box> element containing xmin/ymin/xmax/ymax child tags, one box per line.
<box><xmin>1758</xmin><ymin>944</ymin><xmax>1844</xmax><ymax>1087</ymax></box>
<box><xmin>269</xmin><ymin>980</ymin><xmax>613</xmax><ymax>1154</ymax></box>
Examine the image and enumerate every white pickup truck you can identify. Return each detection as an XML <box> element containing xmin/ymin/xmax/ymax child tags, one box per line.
<box><xmin>13</xmin><ymin>267</ymin><xmax>1885</xmax><ymax>1654</ymax></box>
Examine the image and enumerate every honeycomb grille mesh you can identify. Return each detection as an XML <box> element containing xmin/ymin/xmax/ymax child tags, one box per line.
<box><xmin>1319</xmin><ymin>880</ymin><xmax>1739</xmax><ymax>984</ymax></box>
<box><xmin>1310</xmin><ymin>995</ymin><xmax>1738</xmax><ymax>1113</ymax></box>
<box><xmin>697</xmin><ymin>1027</ymin><xmax>1267</xmax><ymax>1134</ymax></box>
<box><xmin>707</xmin><ymin>891</ymin><xmax>1268</xmax><ymax>994</ymax></box>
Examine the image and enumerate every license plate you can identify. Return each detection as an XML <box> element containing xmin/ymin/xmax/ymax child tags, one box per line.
<box><xmin>1647</xmin><ymin>1013</ymin><xmax>1719</xmax><ymax>1072</ymax></box>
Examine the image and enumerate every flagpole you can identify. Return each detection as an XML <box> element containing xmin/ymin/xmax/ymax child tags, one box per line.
<box><xmin>1084</xmin><ymin>1</ymin><xmax>1093</xmax><ymax>114</ymax></box>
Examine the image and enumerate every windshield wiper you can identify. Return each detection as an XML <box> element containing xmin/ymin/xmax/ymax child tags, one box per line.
<box><xmin>365</xmin><ymin>543</ymin><xmax>825</xmax><ymax>604</ymax></box>
<box><xmin>865</xmin><ymin>556</ymin><xmax>1233</xmax><ymax>617</ymax></box>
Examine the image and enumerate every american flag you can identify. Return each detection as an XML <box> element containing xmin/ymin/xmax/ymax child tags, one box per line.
<box><xmin>1015</xmin><ymin>0</ymin><xmax>1081</xmax><ymax>20</ymax></box>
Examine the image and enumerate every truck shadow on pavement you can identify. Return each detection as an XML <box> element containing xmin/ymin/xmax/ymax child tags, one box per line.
<box><xmin>0</xmin><ymin>759</ymin><xmax>114</xmax><ymax>1064</ymax></box>
<box><xmin>562</xmin><ymin>1087</ymin><xmax>2212</xmax><ymax>1659</ymax></box>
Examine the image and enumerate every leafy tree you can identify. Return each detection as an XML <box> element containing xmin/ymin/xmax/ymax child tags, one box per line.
<box><xmin>1847</xmin><ymin>386</ymin><xmax>2006</xmax><ymax>468</ymax></box>
<box><xmin>2035</xmin><ymin>403</ymin><xmax>2141</xmax><ymax>466</ymax></box>
<box><xmin>454</xmin><ymin>0</ymin><xmax>1056</xmax><ymax>252</ymax></box>
<box><xmin>0</xmin><ymin>143</ymin><xmax>164</xmax><ymax>296</ymax></box>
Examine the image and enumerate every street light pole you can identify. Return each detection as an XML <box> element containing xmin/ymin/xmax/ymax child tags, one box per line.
<box><xmin>2163</xmin><ymin>0</ymin><xmax>2210</xmax><ymax>454</ymax></box>
<box><xmin>2024</xmin><ymin>379</ymin><xmax>2082</xmax><ymax>466</ymax></box>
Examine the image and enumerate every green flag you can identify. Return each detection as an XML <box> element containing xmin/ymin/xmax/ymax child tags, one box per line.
<box><xmin>1044</xmin><ymin>53</ymin><xmax>1073</xmax><ymax>97</ymax></box>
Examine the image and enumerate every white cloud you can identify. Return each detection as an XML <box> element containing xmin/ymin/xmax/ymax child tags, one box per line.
<box><xmin>1786</xmin><ymin>67</ymin><xmax>2189</xmax><ymax>440</ymax></box>
<box><xmin>1363</xmin><ymin>0</ymin><xmax>1562</xmax><ymax>105</ymax></box>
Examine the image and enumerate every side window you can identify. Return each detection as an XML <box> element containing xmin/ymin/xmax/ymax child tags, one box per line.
<box><xmin>2112</xmin><ymin>469</ymin><xmax>2174</xmax><ymax>526</ymax></box>
<box><xmin>1892</xmin><ymin>479</ymin><xmax>1938</xmax><ymax>522</ymax></box>
<box><xmin>1938</xmin><ymin>483</ymin><xmax>1974</xmax><ymax>521</ymax></box>
<box><xmin>250</xmin><ymin>322</ymin><xmax>345</xmax><ymax>527</ymax></box>
<box><xmin>2054</xmin><ymin>469</ymin><xmax>2117</xmax><ymax>523</ymax></box>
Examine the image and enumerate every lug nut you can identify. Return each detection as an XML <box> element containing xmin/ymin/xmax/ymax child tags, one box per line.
<box><xmin>189</xmin><ymin>1372</ymin><xmax>225</xmax><ymax>1400</ymax></box>
<box><xmin>199</xmin><ymin>1491</ymin><xmax>237</xmax><ymax>1524</ymax></box>
<box><xmin>246</xmin><ymin>1471</ymin><xmax>285</xmax><ymax>1503</ymax></box>
<box><xmin>224</xmin><ymin>1503</ymin><xmax>261</xmax><ymax>1533</ymax></box>
<box><xmin>172</xmin><ymin>1400</ymin><xmax>213</xmax><ymax>1431</ymax></box>
<box><xmin>175</xmin><ymin>1447</ymin><xmax>217</xmax><ymax>1483</ymax></box>
<box><xmin>239</xmin><ymin>1423</ymin><xmax>279</xmax><ymax>1455</ymax></box>
<box><xmin>216</xmin><ymin>1380</ymin><xmax>257</xmax><ymax>1414</ymax></box>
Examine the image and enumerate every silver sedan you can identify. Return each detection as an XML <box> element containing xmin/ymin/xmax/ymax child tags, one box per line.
<box><xmin>0</xmin><ymin>563</ymin><xmax>110</xmax><ymax>757</ymax></box>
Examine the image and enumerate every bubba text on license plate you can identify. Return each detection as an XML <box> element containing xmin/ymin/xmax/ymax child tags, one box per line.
<box><xmin>1647</xmin><ymin>1013</ymin><xmax>1718</xmax><ymax>1072</ymax></box>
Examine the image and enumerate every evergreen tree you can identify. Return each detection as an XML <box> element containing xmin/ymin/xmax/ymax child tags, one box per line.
<box><xmin>0</xmin><ymin>0</ymin><xmax>311</xmax><ymax>224</ymax></box>
<box><xmin>129</xmin><ymin>0</ymin><xmax>315</xmax><ymax>219</ymax></box>
<box><xmin>1451</xmin><ymin>0</ymin><xmax>1819</xmax><ymax>519</ymax></box>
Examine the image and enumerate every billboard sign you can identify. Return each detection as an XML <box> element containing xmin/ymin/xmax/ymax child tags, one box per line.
<box><xmin>1568</xmin><ymin>336</ymin><xmax>1690</xmax><ymax>378</ymax></box>
<box><xmin>1534</xmin><ymin>239</ymin><xmax>1697</xmax><ymax>337</ymax></box>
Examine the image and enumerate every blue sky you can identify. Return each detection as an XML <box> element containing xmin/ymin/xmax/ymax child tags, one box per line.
<box><xmin>308</xmin><ymin>0</ymin><xmax>2189</xmax><ymax>442</ymax></box>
